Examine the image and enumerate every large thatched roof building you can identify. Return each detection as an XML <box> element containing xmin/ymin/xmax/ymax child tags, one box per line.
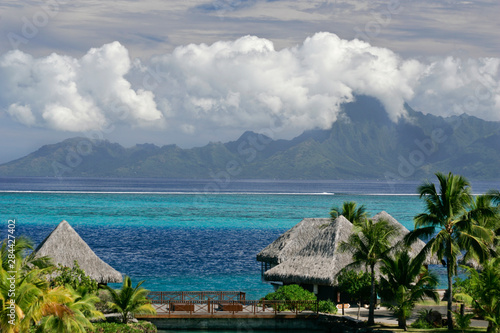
<box><xmin>256</xmin><ymin>217</ymin><xmax>327</xmax><ymax>267</ymax></box>
<box><xmin>257</xmin><ymin>211</ymin><xmax>436</xmax><ymax>300</ymax></box>
<box><xmin>263</xmin><ymin>215</ymin><xmax>353</xmax><ymax>286</ymax></box>
<box><xmin>34</xmin><ymin>220</ymin><xmax>123</xmax><ymax>284</ymax></box>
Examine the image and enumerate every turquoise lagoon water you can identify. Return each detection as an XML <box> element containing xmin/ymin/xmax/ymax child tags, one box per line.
<box><xmin>1</xmin><ymin>177</ymin><xmax>498</xmax><ymax>300</ymax></box>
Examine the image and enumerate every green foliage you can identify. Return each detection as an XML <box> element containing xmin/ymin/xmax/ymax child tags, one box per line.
<box><xmin>30</xmin><ymin>321</ymin><xmax>157</xmax><ymax>333</ymax></box>
<box><xmin>52</xmin><ymin>260</ymin><xmax>99</xmax><ymax>294</ymax></box>
<box><xmin>410</xmin><ymin>172</ymin><xmax>495</xmax><ymax>330</ymax></box>
<box><xmin>455</xmin><ymin>259</ymin><xmax>500</xmax><ymax>333</ymax></box>
<box><xmin>318</xmin><ymin>300</ymin><xmax>337</xmax><ymax>314</ymax></box>
<box><xmin>95</xmin><ymin>289</ymin><xmax>115</xmax><ymax>314</ymax></box>
<box><xmin>86</xmin><ymin>321</ymin><xmax>157</xmax><ymax>333</ymax></box>
<box><xmin>453</xmin><ymin>310</ymin><xmax>475</xmax><ymax>331</ymax></box>
<box><xmin>410</xmin><ymin>318</ymin><xmax>434</xmax><ymax>329</ymax></box>
<box><xmin>339</xmin><ymin>218</ymin><xmax>398</xmax><ymax>325</ymax></box>
<box><xmin>105</xmin><ymin>276</ymin><xmax>156</xmax><ymax>324</ymax></box>
<box><xmin>265</xmin><ymin>284</ymin><xmax>317</xmax><ymax>302</ymax></box>
<box><xmin>264</xmin><ymin>285</ymin><xmax>317</xmax><ymax>311</ymax></box>
<box><xmin>454</xmin><ymin>275</ymin><xmax>476</xmax><ymax>301</ymax></box>
<box><xmin>330</xmin><ymin>201</ymin><xmax>367</xmax><ymax>225</ymax></box>
<box><xmin>379</xmin><ymin>250</ymin><xmax>439</xmax><ymax>330</ymax></box>
<box><xmin>411</xmin><ymin>308</ymin><xmax>442</xmax><ymax>329</ymax></box>
<box><xmin>337</xmin><ymin>269</ymin><xmax>371</xmax><ymax>304</ymax></box>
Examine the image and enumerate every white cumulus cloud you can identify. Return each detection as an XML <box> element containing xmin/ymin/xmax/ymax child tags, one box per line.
<box><xmin>1</xmin><ymin>33</ymin><xmax>499</xmax><ymax>141</ymax></box>
<box><xmin>138</xmin><ymin>32</ymin><xmax>424</xmax><ymax>137</ymax></box>
<box><xmin>0</xmin><ymin>41</ymin><xmax>163</xmax><ymax>132</ymax></box>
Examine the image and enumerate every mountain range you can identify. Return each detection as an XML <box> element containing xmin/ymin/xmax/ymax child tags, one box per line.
<box><xmin>1</xmin><ymin>96</ymin><xmax>499</xmax><ymax>180</ymax></box>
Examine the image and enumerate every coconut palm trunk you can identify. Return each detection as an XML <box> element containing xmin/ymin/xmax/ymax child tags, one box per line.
<box><xmin>446</xmin><ymin>257</ymin><xmax>453</xmax><ymax>330</ymax></box>
<box><xmin>369</xmin><ymin>263</ymin><xmax>376</xmax><ymax>325</ymax></box>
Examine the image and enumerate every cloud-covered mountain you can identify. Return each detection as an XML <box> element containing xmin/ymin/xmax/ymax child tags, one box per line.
<box><xmin>1</xmin><ymin>96</ymin><xmax>498</xmax><ymax>180</ymax></box>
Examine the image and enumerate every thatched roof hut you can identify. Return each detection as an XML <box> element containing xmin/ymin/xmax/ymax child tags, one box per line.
<box><xmin>256</xmin><ymin>218</ymin><xmax>328</xmax><ymax>265</ymax></box>
<box><xmin>263</xmin><ymin>215</ymin><xmax>354</xmax><ymax>285</ymax></box>
<box><xmin>262</xmin><ymin>211</ymin><xmax>438</xmax><ymax>286</ymax></box>
<box><xmin>372</xmin><ymin>211</ymin><xmax>439</xmax><ymax>265</ymax></box>
<box><xmin>34</xmin><ymin>220</ymin><xmax>123</xmax><ymax>284</ymax></box>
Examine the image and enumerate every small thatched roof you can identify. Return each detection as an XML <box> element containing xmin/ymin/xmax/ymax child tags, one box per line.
<box><xmin>263</xmin><ymin>215</ymin><xmax>354</xmax><ymax>285</ymax></box>
<box><xmin>256</xmin><ymin>218</ymin><xmax>329</xmax><ymax>264</ymax></box>
<box><xmin>372</xmin><ymin>211</ymin><xmax>439</xmax><ymax>265</ymax></box>
<box><xmin>34</xmin><ymin>220</ymin><xmax>123</xmax><ymax>284</ymax></box>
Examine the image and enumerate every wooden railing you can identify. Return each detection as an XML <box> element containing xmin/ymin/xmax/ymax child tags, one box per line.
<box><xmin>146</xmin><ymin>293</ymin><xmax>320</xmax><ymax>316</ymax></box>
<box><xmin>148</xmin><ymin>291</ymin><xmax>246</xmax><ymax>303</ymax></box>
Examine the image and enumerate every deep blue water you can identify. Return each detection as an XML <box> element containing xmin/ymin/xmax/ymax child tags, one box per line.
<box><xmin>1</xmin><ymin>177</ymin><xmax>499</xmax><ymax>299</ymax></box>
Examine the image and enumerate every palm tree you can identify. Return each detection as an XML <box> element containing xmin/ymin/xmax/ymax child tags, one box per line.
<box><xmin>0</xmin><ymin>236</ymin><xmax>101</xmax><ymax>333</ymax></box>
<box><xmin>407</xmin><ymin>172</ymin><xmax>494</xmax><ymax>330</ymax></box>
<box><xmin>105</xmin><ymin>276</ymin><xmax>156</xmax><ymax>324</ymax></box>
<box><xmin>339</xmin><ymin>218</ymin><xmax>398</xmax><ymax>325</ymax></box>
<box><xmin>455</xmin><ymin>258</ymin><xmax>500</xmax><ymax>333</ymax></box>
<box><xmin>0</xmin><ymin>237</ymin><xmax>71</xmax><ymax>333</ymax></box>
<box><xmin>330</xmin><ymin>201</ymin><xmax>368</xmax><ymax>225</ymax></box>
<box><xmin>36</xmin><ymin>286</ymin><xmax>103</xmax><ymax>333</ymax></box>
<box><xmin>379</xmin><ymin>250</ymin><xmax>439</xmax><ymax>330</ymax></box>
<box><xmin>488</xmin><ymin>190</ymin><xmax>500</xmax><ymax>206</ymax></box>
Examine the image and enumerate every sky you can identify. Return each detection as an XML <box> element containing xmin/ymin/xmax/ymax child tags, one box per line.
<box><xmin>0</xmin><ymin>0</ymin><xmax>499</xmax><ymax>163</ymax></box>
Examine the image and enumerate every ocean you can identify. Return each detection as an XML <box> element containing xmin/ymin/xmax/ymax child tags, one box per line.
<box><xmin>1</xmin><ymin>177</ymin><xmax>499</xmax><ymax>300</ymax></box>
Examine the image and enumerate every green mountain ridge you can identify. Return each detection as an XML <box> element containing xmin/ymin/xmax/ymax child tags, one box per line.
<box><xmin>1</xmin><ymin>96</ymin><xmax>499</xmax><ymax>180</ymax></box>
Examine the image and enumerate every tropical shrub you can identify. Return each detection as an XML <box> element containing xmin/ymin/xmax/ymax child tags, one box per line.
<box><xmin>105</xmin><ymin>276</ymin><xmax>156</xmax><ymax>324</ymax></box>
<box><xmin>452</xmin><ymin>310</ymin><xmax>475</xmax><ymax>332</ymax></box>
<box><xmin>86</xmin><ymin>321</ymin><xmax>157</xmax><ymax>333</ymax></box>
<box><xmin>454</xmin><ymin>259</ymin><xmax>500</xmax><ymax>333</ymax></box>
<box><xmin>410</xmin><ymin>308</ymin><xmax>441</xmax><ymax>329</ymax></box>
<box><xmin>51</xmin><ymin>260</ymin><xmax>99</xmax><ymax>294</ymax></box>
<box><xmin>336</xmin><ymin>269</ymin><xmax>371</xmax><ymax>319</ymax></box>
<box><xmin>264</xmin><ymin>284</ymin><xmax>317</xmax><ymax>311</ymax></box>
<box><xmin>318</xmin><ymin>299</ymin><xmax>337</xmax><ymax>314</ymax></box>
<box><xmin>379</xmin><ymin>250</ymin><xmax>439</xmax><ymax>330</ymax></box>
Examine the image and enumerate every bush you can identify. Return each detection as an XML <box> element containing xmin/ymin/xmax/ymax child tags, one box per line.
<box><xmin>265</xmin><ymin>284</ymin><xmax>317</xmax><ymax>311</ymax></box>
<box><xmin>51</xmin><ymin>260</ymin><xmax>99</xmax><ymax>294</ymax></box>
<box><xmin>95</xmin><ymin>289</ymin><xmax>115</xmax><ymax>314</ymax></box>
<box><xmin>29</xmin><ymin>321</ymin><xmax>157</xmax><ymax>333</ymax></box>
<box><xmin>318</xmin><ymin>299</ymin><xmax>338</xmax><ymax>314</ymax></box>
<box><xmin>86</xmin><ymin>321</ymin><xmax>157</xmax><ymax>333</ymax></box>
<box><xmin>453</xmin><ymin>310</ymin><xmax>475</xmax><ymax>331</ymax></box>
<box><xmin>410</xmin><ymin>319</ymin><xmax>434</xmax><ymax>329</ymax></box>
<box><xmin>412</xmin><ymin>308</ymin><xmax>443</xmax><ymax>328</ymax></box>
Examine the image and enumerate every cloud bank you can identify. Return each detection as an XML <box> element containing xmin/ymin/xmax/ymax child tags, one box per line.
<box><xmin>0</xmin><ymin>41</ymin><xmax>163</xmax><ymax>132</ymax></box>
<box><xmin>1</xmin><ymin>33</ymin><xmax>499</xmax><ymax>138</ymax></box>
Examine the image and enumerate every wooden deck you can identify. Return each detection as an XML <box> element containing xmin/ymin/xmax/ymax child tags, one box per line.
<box><xmin>142</xmin><ymin>291</ymin><xmax>320</xmax><ymax>319</ymax></box>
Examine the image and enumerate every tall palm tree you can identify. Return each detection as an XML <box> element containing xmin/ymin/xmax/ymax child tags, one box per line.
<box><xmin>330</xmin><ymin>201</ymin><xmax>368</xmax><ymax>225</ymax></box>
<box><xmin>379</xmin><ymin>250</ymin><xmax>439</xmax><ymax>330</ymax></box>
<box><xmin>105</xmin><ymin>276</ymin><xmax>156</xmax><ymax>324</ymax></box>
<box><xmin>339</xmin><ymin>218</ymin><xmax>398</xmax><ymax>325</ymax></box>
<box><xmin>407</xmin><ymin>172</ymin><xmax>494</xmax><ymax>330</ymax></box>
